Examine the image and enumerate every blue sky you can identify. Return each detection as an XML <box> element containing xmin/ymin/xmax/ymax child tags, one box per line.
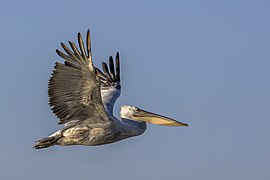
<box><xmin>1</xmin><ymin>0</ymin><xmax>269</xmax><ymax>179</ymax></box>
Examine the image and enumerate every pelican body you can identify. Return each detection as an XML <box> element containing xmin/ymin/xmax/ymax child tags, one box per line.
<box><xmin>34</xmin><ymin>30</ymin><xmax>188</xmax><ymax>149</ymax></box>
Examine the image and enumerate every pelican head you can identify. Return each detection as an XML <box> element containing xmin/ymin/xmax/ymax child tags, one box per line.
<box><xmin>120</xmin><ymin>105</ymin><xmax>188</xmax><ymax>127</ymax></box>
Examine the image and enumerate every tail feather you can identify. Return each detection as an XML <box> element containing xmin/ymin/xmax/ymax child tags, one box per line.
<box><xmin>33</xmin><ymin>136</ymin><xmax>61</xmax><ymax>149</ymax></box>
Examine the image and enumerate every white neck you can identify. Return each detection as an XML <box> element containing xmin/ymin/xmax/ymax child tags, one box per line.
<box><xmin>101</xmin><ymin>88</ymin><xmax>120</xmax><ymax>116</ymax></box>
<box><xmin>121</xmin><ymin>118</ymin><xmax>147</xmax><ymax>136</ymax></box>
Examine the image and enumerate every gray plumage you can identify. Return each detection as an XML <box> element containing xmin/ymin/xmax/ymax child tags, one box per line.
<box><xmin>33</xmin><ymin>30</ymin><xmax>188</xmax><ymax>149</ymax></box>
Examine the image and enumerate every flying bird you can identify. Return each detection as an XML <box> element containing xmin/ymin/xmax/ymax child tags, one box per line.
<box><xmin>33</xmin><ymin>30</ymin><xmax>188</xmax><ymax>149</ymax></box>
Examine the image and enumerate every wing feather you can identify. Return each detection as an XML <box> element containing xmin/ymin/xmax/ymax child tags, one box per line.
<box><xmin>115</xmin><ymin>52</ymin><xmax>120</xmax><ymax>82</ymax></box>
<box><xmin>109</xmin><ymin>56</ymin><xmax>115</xmax><ymax>80</ymax></box>
<box><xmin>96</xmin><ymin>53</ymin><xmax>121</xmax><ymax>115</ymax></box>
<box><xmin>78</xmin><ymin>33</ymin><xmax>88</xmax><ymax>62</ymax></box>
<box><xmin>48</xmin><ymin>30</ymin><xmax>110</xmax><ymax>125</ymax></box>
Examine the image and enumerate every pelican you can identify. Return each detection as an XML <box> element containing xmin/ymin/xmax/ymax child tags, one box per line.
<box><xmin>33</xmin><ymin>30</ymin><xmax>188</xmax><ymax>149</ymax></box>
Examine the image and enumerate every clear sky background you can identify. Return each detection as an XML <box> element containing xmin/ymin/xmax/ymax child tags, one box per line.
<box><xmin>1</xmin><ymin>0</ymin><xmax>269</xmax><ymax>179</ymax></box>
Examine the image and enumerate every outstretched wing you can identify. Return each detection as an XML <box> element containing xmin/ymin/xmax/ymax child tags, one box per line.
<box><xmin>48</xmin><ymin>30</ymin><xmax>110</xmax><ymax>125</ymax></box>
<box><xmin>95</xmin><ymin>53</ymin><xmax>121</xmax><ymax>115</ymax></box>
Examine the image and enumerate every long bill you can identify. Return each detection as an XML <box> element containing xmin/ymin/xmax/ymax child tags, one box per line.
<box><xmin>131</xmin><ymin>109</ymin><xmax>188</xmax><ymax>127</ymax></box>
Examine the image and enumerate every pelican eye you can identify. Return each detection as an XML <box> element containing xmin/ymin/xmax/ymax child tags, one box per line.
<box><xmin>134</xmin><ymin>107</ymin><xmax>141</xmax><ymax>113</ymax></box>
